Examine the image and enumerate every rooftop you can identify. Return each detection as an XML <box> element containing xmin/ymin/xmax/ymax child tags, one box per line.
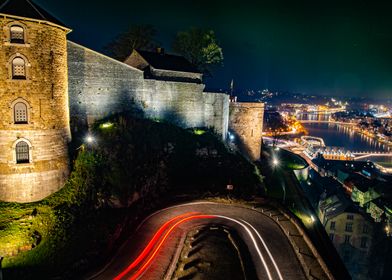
<box><xmin>135</xmin><ymin>49</ymin><xmax>201</xmax><ymax>73</ymax></box>
<box><xmin>0</xmin><ymin>0</ymin><xmax>67</xmax><ymax>28</ymax></box>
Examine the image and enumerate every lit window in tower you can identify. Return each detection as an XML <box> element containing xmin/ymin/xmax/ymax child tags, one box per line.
<box><xmin>10</xmin><ymin>25</ymin><xmax>25</xmax><ymax>44</ymax></box>
<box><xmin>12</xmin><ymin>57</ymin><xmax>26</xmax><ymax>79</ymax></box>
<box><xmin>16</xmin><ymin>141</ymin><xmax>30</xmax><ymax>164</ymax></box>
<box><xmin>14</xmin><ymin>102</ymin><xmax>28</xmax><ymax>124</ymax></box>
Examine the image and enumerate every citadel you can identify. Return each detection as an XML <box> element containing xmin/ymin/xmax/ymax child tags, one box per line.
<box><xmin>0</xmin><ymin>0</ymin><xmax>264</xmax><ymax>203</ymax></box>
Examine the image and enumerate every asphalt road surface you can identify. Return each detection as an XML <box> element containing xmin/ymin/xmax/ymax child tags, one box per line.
<box><xmin>89</xmin><ymin>202</ymin><xmax>307</xmax><ymax>280</ymax></box>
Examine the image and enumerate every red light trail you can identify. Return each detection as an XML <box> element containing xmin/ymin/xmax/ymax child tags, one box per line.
<box><xmin>113</xmin><ymin>212</ymin><xmax>212</xmax><ymax>280</ymax></box>
<box><xmin>129</xmin><ymin>214</ymin><xmax>214</xmax><ymax>280</ymax></box>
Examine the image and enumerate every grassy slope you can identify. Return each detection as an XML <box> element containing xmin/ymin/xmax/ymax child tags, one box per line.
<box><xmin>0</xmin><ymin>115</ymin><xmax>263</xmax><ymax>279</ymax></box>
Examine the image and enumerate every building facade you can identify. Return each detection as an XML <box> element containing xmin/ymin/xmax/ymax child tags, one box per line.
<box><xmin>318</xmin><ymin>190</ymin><xmax>375</xmax><ymax>280</ymax></box>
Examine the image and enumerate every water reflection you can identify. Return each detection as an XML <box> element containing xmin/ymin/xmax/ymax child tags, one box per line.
<box><xmin>297</xmin><ymin>113</ymin><xmax>392</xmax><ymax>167</ymax></box>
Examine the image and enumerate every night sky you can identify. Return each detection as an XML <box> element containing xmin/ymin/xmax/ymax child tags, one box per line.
<box><xmin>32</xmin><ymin>0</ymin><xmax>392</xmax><ymax>99</ymax></box>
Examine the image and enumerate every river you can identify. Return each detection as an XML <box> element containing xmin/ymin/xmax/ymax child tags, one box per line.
<box><xmin>297</xmin><ymin>113</ymin><xmax>392</xmax><ymax>167</ymax></box>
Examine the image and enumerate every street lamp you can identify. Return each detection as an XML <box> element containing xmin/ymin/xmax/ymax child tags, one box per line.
<box><xmin>273</xmin><ymin>158</ymin><xmax>280</xmax><ymax>167</ymax></box>
<box><xmin>85</xmin><ymin>135</ymin><xmax>94</xmax><ymax>144</ymax></box>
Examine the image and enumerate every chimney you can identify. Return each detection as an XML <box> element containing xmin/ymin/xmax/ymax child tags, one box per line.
<box><xmin>156</xmin><ymin>47</ymin><xmax>165</xmax><ymax>54</ymax></box>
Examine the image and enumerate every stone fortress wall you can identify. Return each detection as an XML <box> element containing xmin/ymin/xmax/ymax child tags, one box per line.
<box><xmin>0</xmin><ymin>17</ymin><xmax>70</xmax><ymax>202</ymax></box>
<box><xmin>67</xmin><ymin>41</ymin><xmax>229</xmax><ymax>139</ymax></box>
<box><xmin>0</xmin><ymin>19</ymin><xmax>263</xmax><ymax>203</ymax></box>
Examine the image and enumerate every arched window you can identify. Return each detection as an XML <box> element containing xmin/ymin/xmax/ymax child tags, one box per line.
<box><xmin>16</xmin><ymin>141</ymin><xmax>30</xmax><ymax>164</ymax></box>
<box><xmin>10</xmin><ymin>25</ymin><xmax>25</xmax><ymax>44</ymax></box>
<box><xmin>14</xmin><ymin>102</ymin><xmax>28</xmax><ymax>124</ymax></box>
<box><xmin>12</xmin><ymin>57</ymin><xmax>26</xmax><ymax>79</ymax></box>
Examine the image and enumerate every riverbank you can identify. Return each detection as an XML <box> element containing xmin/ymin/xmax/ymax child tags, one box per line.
<box><xmin>301</xmin><ymin>122</ymin><xmax>392</xmax><ymax>167</ymax></box>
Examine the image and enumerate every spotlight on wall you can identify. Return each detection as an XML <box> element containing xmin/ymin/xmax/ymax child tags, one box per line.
<box><xmin>100</xmin><ymin>122</ymin><xmax>114</xmax><ymax>129</ymax></box>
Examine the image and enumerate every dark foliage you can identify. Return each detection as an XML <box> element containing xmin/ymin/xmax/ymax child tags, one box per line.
<box><xmin>104</xmin><ymin>24</ymin><xmax>160</xmax><ymax>61</ymax></box>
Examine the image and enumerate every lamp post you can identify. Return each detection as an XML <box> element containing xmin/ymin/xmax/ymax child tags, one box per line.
<box><xmin>272</xmin><ymin>156</ymin><xmax>286</xmax><ymax>204</ymax></box>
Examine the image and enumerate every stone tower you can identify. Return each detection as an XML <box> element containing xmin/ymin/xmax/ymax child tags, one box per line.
<box><xmin>0</xmin><ymin>0</ymin><xmax>71</xmax><ymax>202</ymax></box>
<box><xmin>229</xmin><ymin>102</ymin><xmax>265</xmax><ymax>161</ymax></box>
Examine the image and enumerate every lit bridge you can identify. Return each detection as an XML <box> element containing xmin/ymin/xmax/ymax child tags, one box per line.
<box><xmin>298</xmin><ymin>120</ymin><xmax>356</xmax><ymax>125</ymax></box>
<box><xmin>353</xmin><ymin>152</ymin><xmax>392</xmax><ymax>160</ymax></box>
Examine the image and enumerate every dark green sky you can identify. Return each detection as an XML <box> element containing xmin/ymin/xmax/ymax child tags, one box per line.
<box><xmin>35</xmin><ymin>0</ymin><xmax>392</xmax><ymax>99</ymax></box>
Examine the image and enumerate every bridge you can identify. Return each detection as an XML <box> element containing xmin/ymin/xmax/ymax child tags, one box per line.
<box><xmin>308</xmin><ymin>148</ymin><xmax>392</xmax><ymax>161</ymax></box>
<box><xmin>353</xmin><ymin>152</ymin><xmax>392</xmax><ymax>160</ymax></box>
<box><xmin>298</xmin><ymin>120</ymin><xmax>357</xmax><ymax>125</ymax></box>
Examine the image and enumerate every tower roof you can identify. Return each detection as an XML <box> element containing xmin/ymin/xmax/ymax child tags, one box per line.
<box><xmin>133</xmin><ymin>49</ymin><xmax>202</xmax><ymax>73</ymax></box>
<box><xmin>0</xmin><ymin>0</ymin><xmax>68</xmax><ymax>28</ymax></box>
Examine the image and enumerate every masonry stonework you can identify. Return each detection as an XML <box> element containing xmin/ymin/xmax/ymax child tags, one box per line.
<box><xmin>229</xmin><ymin>102</ymin><xmax>265</xmax><ymax>161</ymax></box>
<box><xmin>67</xmin><ymin>41</ymin><xmax>229</xmax><ymax>138</ymax></box>
<box><xmin>0</xmin><ymin>16</ymin><xmax>70</xmax><ymax>202</ymax></box>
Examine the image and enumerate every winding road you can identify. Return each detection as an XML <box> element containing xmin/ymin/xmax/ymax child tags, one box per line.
<box><xmin>89</xmin><ymin>202</ymin><xmax>308</xmax><ymax>280</ymax></box>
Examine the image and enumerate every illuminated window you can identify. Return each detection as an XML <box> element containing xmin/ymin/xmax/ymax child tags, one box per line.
<box><xmin>12</xmin><ymin>57</ymin><xmax>26</xmax><ymax>79</ymax></box>
<box><xmin>14</xmin><ymin>102</ymin><xmax>28</xmax><ymax>124</ymax></box>
<box><xmin>16</xmin><ymin>141</ymin><xmax>30</xmax><ymax>164</ymax></box>
<box><xmin>10</xmin><ymin>25</ymin><xmax>24</xmax><ymax>44</ymax></box>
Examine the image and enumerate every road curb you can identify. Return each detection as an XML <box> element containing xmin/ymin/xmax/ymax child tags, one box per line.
<box><xmin>204</xmin><ymin>199</ymin><xmax>334</xmax><ymax>280</ymax></box>
<box><xmin>164</xmin><ymin>230</ymin><xmax>187</xmax><ymax>280</ymax></box>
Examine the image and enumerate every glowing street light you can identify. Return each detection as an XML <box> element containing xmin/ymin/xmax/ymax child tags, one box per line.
<box><xmin>85</xmin><ymin>135</ymin><xmax>94</xmax><ymax>144</ymax></box>
<box><xmin>385</xmin><ymin>225</ymin><xmax>391</xmax><ymax>236</ymax></box>
<box><xmin>272</xmin><ymin>158</ymin><xmax>279</xmax><ymax>167</ymax></box>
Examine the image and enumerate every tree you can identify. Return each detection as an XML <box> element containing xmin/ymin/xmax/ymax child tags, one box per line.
<box><xmin>172</xmin><ymin>28</ymin><xmax>223</xmax><ymax>74</ymax></box>
<box><xmin>104</xmin><ymin>24</ymin><xmax>159</xmax><ymax>61</ymax></box>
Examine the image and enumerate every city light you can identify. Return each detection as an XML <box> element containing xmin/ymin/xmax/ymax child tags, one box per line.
<box><xmin>272</xmin><ymin>158</ymin><xmax>279</xmax><ymax>166</ymax></box>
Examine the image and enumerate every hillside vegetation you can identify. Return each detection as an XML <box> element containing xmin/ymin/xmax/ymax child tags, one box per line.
<box><xmin>0</xmin><ymin>114</ymin><xmax>263</xmax><ymax>279</ymax></box>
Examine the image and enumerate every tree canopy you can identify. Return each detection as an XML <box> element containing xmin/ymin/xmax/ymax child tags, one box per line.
<box><xmin>172</xmin><ymin>28</ymin><xmax>224</xmax><ymax>74</ymax></box>
<box><xmin>104</xmin><ymin>24</ymin><xmax>160</xmax><ymax>61</ymax></box>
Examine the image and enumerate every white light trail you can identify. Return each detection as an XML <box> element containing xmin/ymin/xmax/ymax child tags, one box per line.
<box><xmin>241</xmin><ymin>219</ymin><xmax>284</xmax><ymax>280</ymax></box>
<box><xmin>213</xmin><ymin>215</ymin><xmax>274</xmax><ymax>280</ymax></box>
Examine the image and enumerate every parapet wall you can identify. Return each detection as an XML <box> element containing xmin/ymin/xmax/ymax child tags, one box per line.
<box><xmin>67</xmin><ymin>41</ymin><xmax>229</xmax><ymax>139</ymax></box>
<box><xmin>229</xmin><ymin>102</ymin><xmax>264</xmax><ymax>161</ymax></box>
